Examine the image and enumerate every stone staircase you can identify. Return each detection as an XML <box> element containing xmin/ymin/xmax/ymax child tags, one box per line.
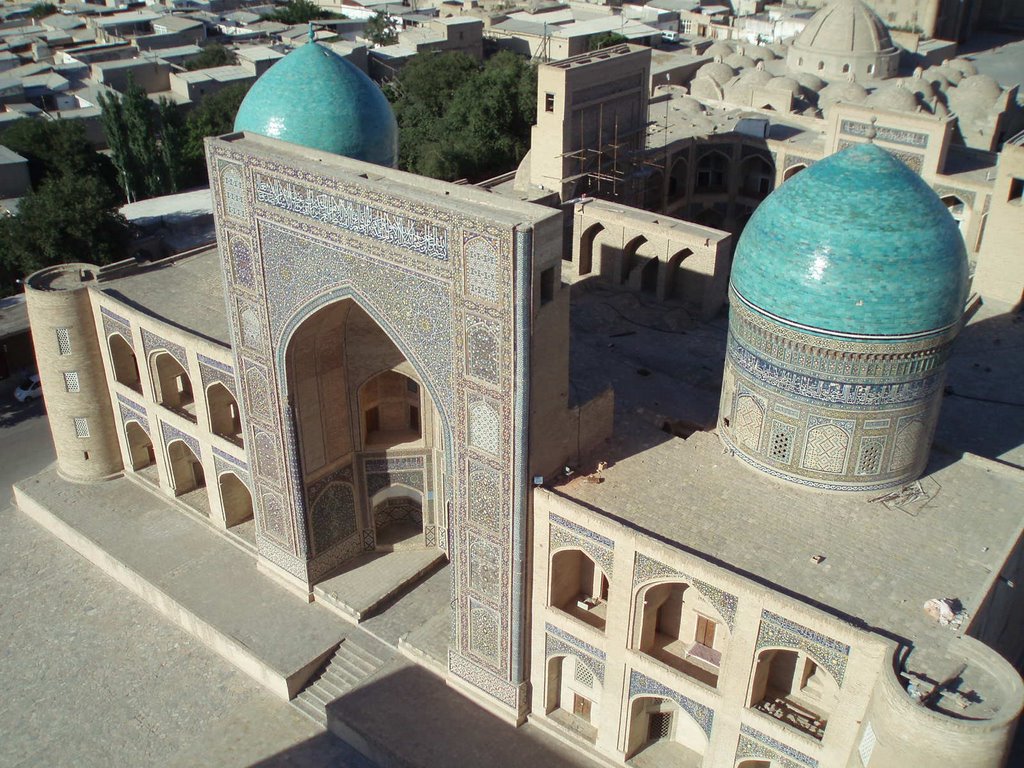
<box><xmin>291</xmin><ymin>637</ymin><xmax>387</xmax><ymax>727</ymax></box>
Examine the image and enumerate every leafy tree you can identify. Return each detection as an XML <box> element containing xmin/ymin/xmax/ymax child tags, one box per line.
<box><xmin>183</xmin><ymin>43</ymin><xmax>237</xmax><ymax>71</ymax></box>
<box><xmin>0</xmin><ymin>118</ymin><xmax>117</xmax><ymax>191</ymax></box>
<box><xmin>588</xmin><ymin>32</ymin><xmax>628</xmax><ymax>51</ymax></box>
<box><xmin>182</xmin><ymin>82</ymin><xmax>252</xmax><ymax>180</ymax></box>
<box><xmin>0</xmin><ymin>174</ymin><xmax>129</xmax><ymax>290</ymax></box>
<box><xmin>98</xmin><ymin>76</ymin><xmax>186</xmax><ymax>202</ymax></box>
<box><xmin>261</xmin><ymin>0</ymin><xmax>341</xmax><ymax>24</ymax></box>
<box><xmin>27</xmin><ymin>3</ymin><xmax>56</xmax><ymax>19</ymax></box>
<box><xmin>387</xmin><ymin>51</ymin><xmax>536</xmax><ymax>182</ymax></box>
<box><xmin>365</xmin><ymin>10</ymin><xmax>398</xmax><ymax>47</ymax></box>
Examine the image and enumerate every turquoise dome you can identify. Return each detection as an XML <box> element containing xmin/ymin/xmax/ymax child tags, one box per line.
<box><xmin>731</xmin><ymin>144</ymin><xmax>968</xmax><ymax>338</ymax></box>
<box><xmin>233</xmin><ymin>41</ymin><xmax>398</xmax><ymax>167</ymax></box>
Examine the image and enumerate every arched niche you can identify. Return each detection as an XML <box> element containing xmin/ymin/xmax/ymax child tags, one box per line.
<box><xmin>108</xmin><ymin>333</ymin><xmax>140</xmax><ymax>391</ymax></box>
<box><xmin>695</xmin><ymin>150</ymin><xmax>730</xmax><ymax>193</ymax></box>
<box><xmin>167</xmin><ymin>439</ymin><xmax>204</xmax><ymax>496</ymax></box>
<box><xmin>207</xmin><ymin>382</ymin><xmax>242</xmax><ymax>445</ymax></box>
<box><xmin>578</xmin><ymin>222</ymin><xmax>603</xmax><ymax>277</ymax></box>
<box><xmin>219</xmin><ymin>471</ymin><xmax>253</xmax><ymax>527</ymax></box>
<box><xmin>549</xmin><ymin>548</ymin><xmax>608</xmax><ymax>631</ymax></box>
<box><xmin>625</xmin><ymin>695</ymin><xmax>707</xmax><ymax>762</ymax></box>
<box><xmin>544</xmin><ymin>655</ymin><xmax>601</xmax><ymax>743</ymax></box>
<box><xmin>748</xmin><ymin>647</ymin><xmax>838</xmax><ymax>741</ymax></box>
<box><xmin>124</xmin><ymin>421</ymin><xmax>154</xmax><ymax>472</ymax></box>
<box><xmin>740</xmin><ymin>154</ymin><xmax>775</xmax><ymax>199</ymax></box>
<box><xmin>152</xmin><ymin>351</ymin><xmax>194</xmax><ymax>419</ymax></box>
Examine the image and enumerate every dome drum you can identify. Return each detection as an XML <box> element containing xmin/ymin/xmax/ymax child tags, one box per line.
<box><xmin>719</xmin><ymin>295</ymin><xmax>957</xmax><ymax>492</ymax></box>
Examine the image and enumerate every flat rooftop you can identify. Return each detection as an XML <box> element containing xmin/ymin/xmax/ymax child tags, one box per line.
<box><xmin>97</xmin><ymin>246</ymin><xmax>230</xmax><ymax>347</ymax></box>
<box><xmin>558</xmin><ymin>283</ymin><xmax>1024</xmax><ymax>707</ymax></box>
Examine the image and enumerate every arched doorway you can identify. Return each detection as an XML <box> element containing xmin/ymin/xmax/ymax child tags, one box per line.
<box><xmin>124</xmin><ymin>421</ymin><xmax>154</xmax><ymax>471</ymax></box>
<box><xmin>545</xmin><ymin>655</ymin><xmax>601</xmax><ymax>743</ymax></box>
<box><xmin>695</xmin><ymin>150</ymin><xmax>730</xmax><ymax>193</ymax></box>
<box><xmin>621</xmin><ymin>235</ymin><xmax>647</xmax><ymax>285</ymax></box>
<box><xmin>152</xmin><ymin>352</ymin><xmax>194</xmax><ymax>419</ymax></box>
<box><xmin>207</xmin><ymin>382</ymin><xmax>242</xmax><ymax>445</ymax></box>
<box><xmin>626</xmin><ymin>696</ymin><xmax>707</xmax><ymax>762</ymax></box>
<box><xmin>219</xmin><ymin>472</ymin><xmax>253</xmax><ymax>527</ymax></box>
<box><xmin>285</xmin><ymin>299</ymin><xmax>447</xmax><ymax>564</ymax></box>
<box><xmin>167</xmin><ymin>439</ymin><xmax>204</xmax><ymax>496</ymax></box>
<box><xmin>578</xmin><ymin>222</ymin><xmax>603</xmax><ymax>277</ymax></box>
<box><xmin>740</xmin><ymin>154</ymin><xmax>774</xmax><ymax>199</ymax></box>
<box><xmin>109</xmin><ymin>334</ymin><xmax>140</xmax><ymax>391</ymax></box>
<box><xmin>549</xmin><ymin>548</ymin><xmax>609</xmax><ymax>631</ymax></box>
<box><xmin>748</xmin><ymin>648</ymin><xmax>836</xmax><ymax>740</ymax></box>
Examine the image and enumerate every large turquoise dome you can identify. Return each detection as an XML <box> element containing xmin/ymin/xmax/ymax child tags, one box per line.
<box><xmin>233</xmin><ymin>41</ymin><xmax>398</xmax><ymax>167</ymax></box>
<box><xmin>731</xmin><ymin>143</ymin><xmax>968</xmax><ymax>338</ymax></box>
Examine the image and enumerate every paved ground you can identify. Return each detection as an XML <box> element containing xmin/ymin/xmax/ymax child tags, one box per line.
<box><xmin>0</xmin><ymin>400</ymin><xmax>370</xmax><ymax>768</ymax></box>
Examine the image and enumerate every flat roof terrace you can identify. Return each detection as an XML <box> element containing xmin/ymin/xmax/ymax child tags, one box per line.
<box><xmin>97</xmin><ymin>246</ymin><xmax>230</xmax><ymax>347</ymax></box>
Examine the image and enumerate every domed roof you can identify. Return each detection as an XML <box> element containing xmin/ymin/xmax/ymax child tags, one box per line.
<box><xmin>768</xmin><ymin>75</ymin><xmax>801</xmax><ymax>95</ymax></box>
<box><xmin>731</xmin><ymin>143</ymin><xmax>968</xmax><ymax>338</ymax></box>
<box><xmin>724</xmin><ymin>52</ymin><xmax>756</xmax><ymax>69</ymax></box>
<box><xmin>864</xmin><ymin>82</ymin><xmax>920</xmax><ymax>112</ymax></box>
<box><xmin>819</xmin><ymin>79</ymin><xmax>869</xmax><ymax>104</ymax></box>
<box><xmin>794</xmin><ymin>72</ymin><xmax>826</xmax><ymax>92</ymax></box>
<box><xmin>793</xmin><ymin>0</ymin><xmax>894</xmax><ymax>55</ymax></box>
<box><xmin>697</xmin><ymin>60</ymin><xmax>736</xmax><ymax>86</ymax></box>
<box><xmin>737</xmin><ymin>68</ymin><xmax>774</xmax><ymax>86</ymax></box>
<box><xmin>705</xmin><ymin>41</ymin><xmax>735</xmax><ymax>58</ymax></box>
<box><xmin>233</xmin><ymin>40</ymin><xmax>398</xmax><ymax>167</ymax></box>
<box><xmin>954</xmin><ymin>73</ymin><xmax>1002</xmax><ymax>103</ymax></box>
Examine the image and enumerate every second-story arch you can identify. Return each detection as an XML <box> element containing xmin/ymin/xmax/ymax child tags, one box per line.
<box><xmin>550</xmin><ymin>547</ymin><xmax>609</xmax><ymax>631</ymax></box>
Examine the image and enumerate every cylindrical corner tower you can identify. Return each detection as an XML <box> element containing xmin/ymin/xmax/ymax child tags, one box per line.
<box><xmin>25</xmin><ymin>264</ymin><xmax>123</xmax><ymax>481</ymax></box>
<box><xmin>718</xmin><ymin>144</ymin><xmax>969</xmax><ymax>492</ymax></box>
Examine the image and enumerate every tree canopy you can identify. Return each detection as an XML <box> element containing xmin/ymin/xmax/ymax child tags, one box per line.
<box><xmin>27</xmin><ymin>3</ymin><xmax>56</xmax><ymax>19</ymax></box>
<box><xmin>588</xmin><ymin>32</ymin><xmax>628</xmax><ymax>51</ymax></box>
<box><xmin>182</xmin><ymin>82</ymin><xmax>252</xmax><ymax>179</ymax></box>
<box><xmin>98</xmin><ymin>77</ymin><xmax>187</xmax><ymax>202</ymax></box>
<box><xmin>261</xmin><ymin>0</ymin><xmax>341</xmax><ymax>24</ymax></box>
<box><xmin>365</xmin><ymin>11</ymin><xmax>398</xmax><ymax>47</ymax></box>
<box><xmin>387</xmin><ymin>51</ymin><xmax>536</xmax><ymax>182</ymax></box>
<box><xmin>183</xmin><ymin>43</ymin><xmax>238</xmax><ymax>71</ymax></box>
<box><xmin>0</xmin><ymin>118</ymin><xmax>116</xmax><ymax>190</ymax></box>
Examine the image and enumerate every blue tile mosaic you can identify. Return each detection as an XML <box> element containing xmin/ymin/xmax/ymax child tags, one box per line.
<box><xmin>756</xmin><ymin>610</ymin><xmax>850</xmax><ymax>685</ymax></box>
<box><xmin>628</xmin><ymin>670</ymin><xmax>714</xmax><ymax>739</ymax></box>
<box><xmin>739</xmin><ymin>724</ymin><xmax>818</xmax><ymax>768</ymax></box>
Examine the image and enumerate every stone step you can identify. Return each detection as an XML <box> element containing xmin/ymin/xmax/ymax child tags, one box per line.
<box><xmin>321</xmin><ymin>668</ymin><xmax>359</xmax><ymax>691</ymax></box>
<box><xmin>304</xmin><ymin>684</ymin><xmax>335</xmax><ymax>707</ymax></box>
<box><xmin>342</xmin><ymin>640</ymin><xmax>384</xmax><ymax>669</ymax></box>
<box><xmin>314</xmin><ymin>675</ymin><xmax>348</xmax><ymax>699</ymax></box>
<box><xmin>291</xmin><ymin>692</ymin><xmax>327</xmax><ymax>727</ymax></box>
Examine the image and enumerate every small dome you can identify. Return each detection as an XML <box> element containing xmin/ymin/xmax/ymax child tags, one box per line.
<box><xmin>743</xmin><ymin>43</ymin><xmax>777</xmax><ymax>61</ymax></box>
<box><xmin>731</xmin><ymin>144</ymin><xmax>968</xmax><ymax>337</ymax></box>
<box><xmin>768</xmin><ymin>76</ymin><xmax>801</xmax><ymax>95</ymax></box>
<box><xmin>794</xmin><ymin>0</ymin><xmax>894</xmax><ymax>55</ymax></box>
<box><xmin>954</xmin><ymin>74</ymin><xmax>1002</xmax><ymax>104</ymax></box>
<box><xmin>948</xmin><ymin>57</ymin><xmax>978</xmax><ymax>77</ymax></box>
<box><xmin>234</xmin><ymin>41</ymin><xmax>398</xmax><ymax>167</ymax></box>
<box><xmin>738</xmin><ymin>68</ymin><xmax>774</xmax><ymax>86</ymax></box>
<box><xmin>820</xmin><ymin>80</ymin><xmax>869</xmax><ymax>104</ymax></box>
<box><xmin>697</xmin><ymin>61</ymin><xmax>737</xmax><ymax>86</ymax></box>
<box><xmin>864</xmin><ymin>83</ymin><xmax>920</xmax><ymax>112</ymax></box>
<box><xmin>676</xmin><ymin>96</ymin><xmax>706</xmax><ymax>115</ymax></box>
<box><xmin>705</xmin><ymin>41</ymin><xmax>735</xmax><ymax>58</ymax></box>
<box><xmin>794</xmin><ymin>72</ymin><xmax>826</xmax><ymax>92</ymax></box>
<box><xmin>725</xmin><ymin>52</ymin><xmax>756</xmax><ymax>69</ymax></box>
<box><xmin>935</xmin><ymin>65</ymin><xmax>963</xmax><ymax>85</ymax></box>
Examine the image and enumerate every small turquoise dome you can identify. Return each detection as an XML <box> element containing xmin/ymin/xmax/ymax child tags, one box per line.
<box><xmin>731</xmin><ymin>143</ymin><xmax>968</xmax><ymax>338</ymax></box>
<box><xmin>233</xmin><ymin>41</ymin><xmax>398</xmax><ymax>167</ymax></box>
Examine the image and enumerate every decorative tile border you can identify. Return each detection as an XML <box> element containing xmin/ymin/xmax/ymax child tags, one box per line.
<box><xmin>756</xmin><ymin>610</ymin><xmax>850</xmax><ymax>685</ymax></box>
<box><xmin>142</xmin><ymin>328</ymin><xmax>188</xmax><ymax>370</ymax></box>
<box><xmin>550</xmin><ymin>513</ymin><xmax>615</xmax><ymax>578</ymax></box>
<box><xmin>212</xmin><ymin>446</ymin><xmax>247</xmax><ymax>471</ymax></box>
<box><xmin>738</xmin><ymin>724</ymin><xmax>818</xmax><ymax>768</ymax></box>
<box><xmin>544</xmin><ymin>623</ymin><xmax>607</xmax><ymax>683</ymax></box>
<box><xmin>159</xmin><ymin>420</ymin><xmax>200</xmax><ymax>458</ymax></box>
<box><xmin>632</xmin><ymin>553</ymin><xmax>737</xmax><ymax>630</ymax></box>
<box><xmin>628</xmin><ymin>670</ymin><xmax>713</xmax><ymax>739</ymax></box>
<box><xmin>117</xmin><ymin>392</ymin><xmax>149</xmax><ymax>434</ymax></box>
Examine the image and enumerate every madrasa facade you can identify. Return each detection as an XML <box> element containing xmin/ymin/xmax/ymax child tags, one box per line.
<box><xmin>22</xmin><ymin>12</ymin><xmax>1024</xmax><ymax>768</ymax></box>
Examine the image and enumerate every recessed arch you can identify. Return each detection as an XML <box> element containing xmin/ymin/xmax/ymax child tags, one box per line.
<box><xmin>748</xmin><ymin>646</ymin><xmax>837</xmax><ymax>740</ymax></box>
<box><xmin>621</xmin><ymin>234</ymin><xmax>648</xmax><ymax>285</ymax></box>
<box><xmin>578</xmin><ymin>222</ymin><xmax>603</xmax><ymax>277</ymax></box>
<box><xmin>108</xmin><ymin>333</ymin><xmax>140</xmax><ymax>391</ymax></box>
<box><xmin>206</xmin><ymin>382</ymin><xmax>242</xmax><ymax>445</ymax></box>
<box><xmin>218</xmin><ymin>471</ymin><xmax>253</xmax><ymax>527</ymax></box>
<box><xmin>549</xmin><ymin>547</ymin><xmax>609</xmax><ymax>631</ymax></box>
<box><xmin>668</xmin><ymin>156</ymin><xmax>688</xmax><ymax>199</ymax></box>
<box><xmin>151</xmin><ymin>351</ymin><xmax>194</xmax><ymax>419</ymax></box>
<box><xmin>695</xmin><ymin>150</ymin><xmax>730</xmax><ymax>193</ymax></box>
<box><xmin>124</xmin><ymin>420</ymin><xmax>154</xmax><ymax>471</ymax></box>
<box><xmin>545</xmin><ymin>654</ymin><xmax>602</xmax><ymax>742</ymax></box>
<box><xmin>359</xmin><ymin>369</ymin><xmax>422</xmax><ymax>450</ymax></box>
<box><xmin>625</xmin><ymin>695</ymin><xmax>708</xmax><ymax>762</ymax></box>
<box><xmin>740</xmin><ymin>154</ymin><xmax>774</xmax><ymax>199</ymax></box>
<box><xmin>167</xmin><ymin>439</ymin><xmax>204</xmax><ymax>496</ymax></box>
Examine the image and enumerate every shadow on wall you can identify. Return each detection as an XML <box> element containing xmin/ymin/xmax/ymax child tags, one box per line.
<box><xmin>286</xmin><ymin>663</ymin><xmax>595</xmax><ymax>768</ymax></box>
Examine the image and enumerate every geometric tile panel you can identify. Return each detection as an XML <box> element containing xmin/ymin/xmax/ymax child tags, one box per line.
<box><xmin>738</xmin><ymin>724</ymin><xmax>818</xmax><ymax>768</ymax></box>
<box><xmin>142</xmin><ymin>329</ymin><xmax>188</xmax><ymax>371</ymax></box>
<box><xmin>159</xmin><ymin>420</ymin><xmax>200</xmax><ymax>458</ymax></box>
<box><xmin>755</xmin><ymin>610</ymin><xmax>850</xmax><ymax>686</ymax></box>
<box><xmin>628</xmin><ymin>669</ymin><xmax>714</xmax><ymax>739</ymax></box>
<box><xmin>632</xmin><ymin>553</ymin><xmax>737</xmax><ymax>630</ymax></box>
<box><xmin>550</xmin><ymin>513</ymin><xmax>614</xmax><ymax>578</ymax></box>
<box><xmin>544</xmin><ymin>623</ymin><xmax>606</xmax><ymax>684</ymax></box>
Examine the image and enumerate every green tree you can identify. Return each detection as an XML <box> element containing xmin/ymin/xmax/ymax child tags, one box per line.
<box><xmin>588</xmin><ymin>32</ymin><xmax>628</xmax><ymax>51</ymax></box>
<box><xmin>0</xmin><ymin>174</ymin><xmax>129</xmax><ymax>289</ymax></box>
<box><xmin>365</xmin><ymin>10</ymin><xmax>398</xmax><ymax>46</ymax></box>
<box><xmin>27</xmin><ymin>3</ymin><xmax>56</xmax><ymax>19</ymax></box>
<box><xmin>386</xmin><ymin>51</ymin><xmax>536</xmax><ymax>181</ymax></box>
<box><xmin>183</xmin><ymin>43</ymin><xmax>238</xmax><ymax>71</ymax></box>
<box><xmin>98</xmin><ymin>76</ymin><xmax>186</xmax><ymax>202</ymax></box>
<box><xmin>0</xmin><ymin>118</ymin><xmax>117</xmax><ymax>191</ymax></box>
<box><xmin>262</xmin><ymin>0</ymin><xmax>341</xmax><ymax>24</ymax></box>
<box><xmin>182</xmin><ymin>82</ymin><xmax>252</xmax><ymax>181</ymax></box>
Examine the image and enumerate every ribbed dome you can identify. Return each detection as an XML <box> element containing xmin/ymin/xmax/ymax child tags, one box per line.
<box><xmin>794</xmin><ymin>0</ymin><xmax>894</xmax><ymax>55</ymax></box>
<box><xmin>731</xmin><ymin>144</ymin><xmax>968</xmax><ymax>338</ymax></box>
<box><xmin>233</xmin><ymin>41</ymin><xmax>398</xmax><ymax>167</ymax></box>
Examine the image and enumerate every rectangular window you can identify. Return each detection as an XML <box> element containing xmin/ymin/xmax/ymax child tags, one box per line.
<box><xmin>648</xmin><ymin>711</ymin><xmax>672</xmax><ymax>740</ymax></box>
<box><xmin>540</xmin><ymin>267</ymin><xmax>555</xmax><ymax>305</ymax></box>
<box><xmin>63</xmin><ymin>371</ymin><xmax>80</xmax><ymax>393</ymax></box>
<box><xmin>73</xmin><ymin>417</ymin><xmax>89</xmax><ymax>438</ymax></box>
<box><xmin>695</xmin><ymin>615</ymin><xmax>716</xmax><ymax>648</ymax></box>
<box><xmin>56</xmin><ymin>328</ymin><xmax>71</xmax><ymax>356</ymax></box>
<box><xmin>544</xmin><ymin>92</ymin><xmax>555</xmax><ymax>113</ymax></box>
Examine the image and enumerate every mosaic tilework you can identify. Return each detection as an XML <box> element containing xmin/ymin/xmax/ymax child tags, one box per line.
<box><xmin>100</xmin><ymin>307</ymin><xmax>133</xmax><ymax>347</ymax></box>
<box><xmin>467</xmin><ymin>397</ymin><xmax>501</xmax><ymax>456</ymax></box>
<box><xmin>544</xmin><ymin>623</ymin><xmax>606</xmax><ymax>683</ymax></box>
<box><xmin>756</xmin><ymin>611</ymin><xmax>850</xmax><ymax>685</ymax></box>
<box><xmin>213</xmin><ymin>454</ymin><xmax>249</xmax><ymax>488</ymax></box>
<box><xmin>142</xmin><ymin>329</ymin><xmax>188</xmax><ymax>371</ymax></box>
<box><xmin>855</xmin><ymin>436</ymin><xmax>886</xmax><ymax>475</ymax></box>
<box><xmin>212</xmin><ymin>446</ymin><xmax>248</xmax><ymax>470</ymax></box>
<box><xmin>311</xmin><ymin>482</ymin><xmax>357</xmax><ymax>552</ymax></box>
<box><xmin>197</xmin><ymin>354</ymin><xmax>237</xmax><ymax>397</ymax></box>
<box><xmin>255</xmin><ymin>176</ymin><xmax>450</xmax><ymax>261</ymax></box>
<box><xmin>550</xmin><ymin>514</ymin><xmax>614</xmax><ymax>579</ymax></box>
<box><xmin>117</xmin><ymin>393</ymin><xmax>149</xmax><ymax>434</ymax></box>
<box><xmin>469</xmin><ymin>601</ymin><xmax>501</xmax><ymax>663</ymax></box>
<box><xmin>468</xmin><ymin>536</ymin><xmax>502</xmax><ymax>601</ymax></box>
<box><xmin>633</xmin><ymin>553</ymin><xmax>738</xmax><ymax>630</ymax></box>
<box><xmin>159</xmin><ymin>420</ymin><xmax>200</xmax><ymax>457</ymax></box>
<box><xmin>465</xmin><ymin>315</ymin><xmax>501</xmax><ymax>384</ymax></box>
<box><xmin>468</xmin><ymin>461</ymin><xmax>501</xmax><ymax>531</ymax></box>
<box><xmin>448</xmin><ymin>650</ymin><xmax>524</xmax><ymax>711</ymax></box>
<box><xmin>801</xmin><ymin>422</ymin><xmax>850</xmax><ymax>473</ymax></box>
<box><xmin>628</xmin><ymin>670</ymin><xmax>713</xmax><ymax>739</ymax></box>
<box><xmin>229</xmin><ymin>236</ymin><xmax>256</xmax><ymax>291</ymax></box>
<box><xmin>932</xmin><ymin>184</ymin><xmax>975</xmax><ymax>208</ymax></box>
<box><xmin>464</xmin><ymin>235</ymin><xmax>500</xmax><ymax>302</ymax></box>
<box><xmin>840</xmin><ymin>120</ymin><xmax>928</xmax><ymax>148</ymax></box>
<box><xmin>220</xmin><ymin>163</ymin><xmax>247</xmax><ymax>219</ymax></box>
<box><xmin>738</xmin><ymin>724</ymin><xmax>818</xmax><ymax>768</ymax></box>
